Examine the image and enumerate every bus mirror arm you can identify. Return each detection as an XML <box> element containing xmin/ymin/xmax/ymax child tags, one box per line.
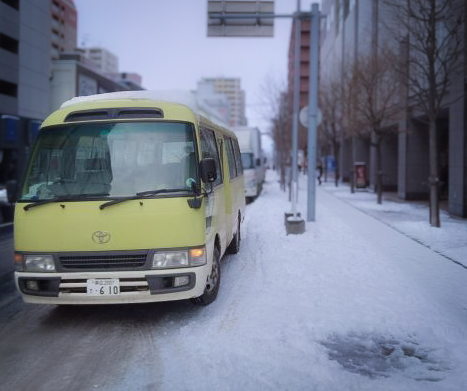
<box><xmin>187</xmin><ymin>182</ymin><xmax>211</xmax><ymax>210</ymax></box>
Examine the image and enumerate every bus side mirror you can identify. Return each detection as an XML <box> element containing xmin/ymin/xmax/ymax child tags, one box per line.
<box><xmin>256</xmin><ymin>158</ymin><xmax>261</xmax><ymax>167</ymax></box>
<box><xmin>199</xmin><ymin>158</ymin><xmax>217</xmax><ymax>183</ymax></box>
<box><xmin>6</xmin><ymin>180</ymin><xmax>17</xmax><ymax>203</ymax></box>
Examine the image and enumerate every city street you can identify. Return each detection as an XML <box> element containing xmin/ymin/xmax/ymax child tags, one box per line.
<box><xmin>0</xmin><ymin>171</ymin><xmax>466</xmax><ymax>391</ymax></box>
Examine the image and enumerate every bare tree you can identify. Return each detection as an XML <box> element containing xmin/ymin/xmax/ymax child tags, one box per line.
<box><xmin>259</xmin><ymin>74</ymin><xmax>290</xmax><ymax>191</ymax></box>
<box><xmin>319</xmin><ymin>78</ymin><xmax>344</xmax><ymax>186</ymax></box>
<box><xmin>383</xmin><ymin>0</ymin><xmax>465</xmax><ymax>226</ymax></box>
<box><xmin>349</xmin><ymin>45</ymin><xmax>402</xmax><ymax>204</ymax></box>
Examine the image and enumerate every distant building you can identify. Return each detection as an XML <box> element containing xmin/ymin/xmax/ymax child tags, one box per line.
<box><xmin>106</xmin><ymin>72</ymin><xmax>144</xmax><ymax>91</ymax></box>
<box><xmin>51</xmin><ymin>0</ymin><xmax>77</xmax><ymax>61</ymax></box>
<box><xmin>196</xmin><ymin>82</ymin><xmax>230</xmax><ymax>126</ymax></box>
<box><xmin>287</xmin><ymin>18</ymin><xmax>312</xmax><ymax>151</ymax></box>
<box><xmin>81</xmin><ymin>47</ymin><xmax>119</xmax><ymax>74</ymax></box>
<box><xmin>197</xmin><ymin>77</ymin><xmax>246</xmax><ymax>127</ymax></box>
<box><xmin>50</xmin><ymin>52</ymin><xmax>144</xmax><ymax>113</ymax></box>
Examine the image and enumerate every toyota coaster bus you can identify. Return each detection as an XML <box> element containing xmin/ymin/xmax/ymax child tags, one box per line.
<box><xmin>13</xmin><ymin>91</ymin><xmax>245</xmax><ymax>305</ymax></box>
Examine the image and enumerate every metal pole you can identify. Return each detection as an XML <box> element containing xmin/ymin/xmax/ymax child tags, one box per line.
<box><xmin>307</xmin><ymin>3</ymin><xmax>320</xmax><ymax>222</ymax></box>
<box><xmin>291</xmin><ymin>1</ymin><xmax>301</xmax><ymax>217</ymax></box>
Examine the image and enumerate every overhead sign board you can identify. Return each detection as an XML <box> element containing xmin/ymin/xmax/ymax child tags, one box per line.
<box><xmin>208</xmin><ymin>1</ymin><xmax>274</xmax><ymax>37</ymax></box>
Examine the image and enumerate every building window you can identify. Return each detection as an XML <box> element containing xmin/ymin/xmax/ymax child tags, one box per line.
<box><xmin>1</xmin><ymin>0</ymin><xmax>19</xmax><ymax>10</ymax></box>
<box><xmin>0</xmin><ymin>33</ymin><xmax>19</xmax><ymax>54</ymax></box>
<box><xmin>0</xmin><ymin>79</ymin><xmax>18</xmax><ymax>97</ymax></box>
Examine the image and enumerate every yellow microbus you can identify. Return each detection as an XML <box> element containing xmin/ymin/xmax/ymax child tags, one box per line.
<box><xmin>13</xmin><ymin>92</ymin><xmax>245</xmax><ymax>305</ymax></box>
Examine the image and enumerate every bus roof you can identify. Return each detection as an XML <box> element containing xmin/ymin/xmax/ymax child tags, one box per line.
<box><xmin>43</xmin><ymin>91</ymin><xmax>236</xmax><ymax>138</ymax></box>
<box><xmin>60</xmin><ymin>90</ymin><xmax>230</xmax><ymax>128</ymax></box>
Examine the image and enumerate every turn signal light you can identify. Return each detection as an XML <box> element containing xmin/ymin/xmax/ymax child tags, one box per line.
<box><xmin>14</xmin><ymin>254</ymin><xmax>23</xmax><ymax>271</ymax></box>
<box><xmin>189</xmin><ymin>248</ymin><xmax>204</xmax><ymax>258</ymax></box>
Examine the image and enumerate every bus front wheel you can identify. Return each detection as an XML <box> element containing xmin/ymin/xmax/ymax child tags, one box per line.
<box><xmin>192</xmin><ymin>247</ymin><xmax>220</xmax><ymax>306</ymax></box>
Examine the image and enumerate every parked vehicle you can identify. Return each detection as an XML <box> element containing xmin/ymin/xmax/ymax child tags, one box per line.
<box><xmin>233</xmin><ymin>126</ymin><xmax>265</xmax><ymax>201</ymax></box>
<box><xmin>13</xmin><ymin>91</ymin><xmax>245</xmax><ymax>305</ymax></box>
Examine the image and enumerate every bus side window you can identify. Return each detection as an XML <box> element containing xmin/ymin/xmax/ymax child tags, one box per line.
<box><xmin>224</xmin><ymin>137</ymin><xmax>237</xmax><ymax>180</ymax></box>
<box><xmin>200</xmin><ymin>128</ymin><xmax>223</xmax><ymax>186</ymax></box>
<box><xmin>232</xmin><ymin>138</ymin><xmax>243</xmax><ymax>175</ymax></box>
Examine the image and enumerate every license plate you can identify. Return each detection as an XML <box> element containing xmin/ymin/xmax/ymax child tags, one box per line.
<box><xmin>87</xmin><ymin>279</ymin><xmax>120</xmax><ymax>296</ymax></box>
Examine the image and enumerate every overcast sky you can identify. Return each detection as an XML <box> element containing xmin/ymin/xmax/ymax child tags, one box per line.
<box><xmin>73</xmin><ymin>0</ymin><xmax>318</xmax><ymax>136</ymax></box>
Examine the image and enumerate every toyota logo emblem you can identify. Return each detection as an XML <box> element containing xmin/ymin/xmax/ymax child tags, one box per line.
<box><xmin>92</xmin><ymin>231</ymin><xmax>111</xmax><ymax>244</ymax></box>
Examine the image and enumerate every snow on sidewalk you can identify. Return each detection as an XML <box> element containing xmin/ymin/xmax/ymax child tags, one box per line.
<box><xmin>322</xmin><ymin>180</ymin><xmax>467</xmax><ymax>269</ymax></box>
<box><xmin>154</xmin><ymin>171</ymin><xmax>467</xmax><ymax>391</ymax></box>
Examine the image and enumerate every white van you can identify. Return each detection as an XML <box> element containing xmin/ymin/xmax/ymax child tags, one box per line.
<box><xmin>233</xmin><ymin>127</ymin><xmax>265</xmax><ymax>201</ymax></box>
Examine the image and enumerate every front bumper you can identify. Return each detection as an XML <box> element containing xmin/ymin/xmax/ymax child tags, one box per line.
<box><xmin>15</xmin><ymin>269</ymin><xmax>206</xmax><ymax>305</ymax></box>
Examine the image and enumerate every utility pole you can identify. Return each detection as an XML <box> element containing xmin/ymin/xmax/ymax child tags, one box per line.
<box><xmin>207</xmin><ymin>1</ymin><xmax>321</xmax><ymax>230</ymax></box>
<box><xmin>306</xmin><ymin>3</ymin><xmax>320</xmax><ymax>222</ymax></box>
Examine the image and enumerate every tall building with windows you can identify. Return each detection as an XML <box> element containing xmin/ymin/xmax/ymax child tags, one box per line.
<box><xmin>287</xmin><ymin>18</ymin><xmax>312</xmax><ymax>151</ymax></box>
<box><xmin>51</xmin><ymin>0</ymin><xmax>77</xmax><ymax>61</ymax></box>
<box><xmin>0</xmin><ymin>0</ymin><xmax>51</xmax><ymax>119</ymax></box>
<box><xmin>0</xmin><ymin>0</ymin><xmax>51</xmax><ymax>222</ymax></box>
<box><xmin>197</xmin><ymin>77</ymin><xmax>246</xmax><ymax>127</ymax></box>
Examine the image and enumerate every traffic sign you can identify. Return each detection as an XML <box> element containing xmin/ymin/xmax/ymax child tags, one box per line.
<box><xmin>299</xmin><ymin>106</ymin><xmax>322</xmax><ymax>128</ymax></box>
<box><xmin>208</xmin><ymin>1</ymin><xmax>274</xmax><ymax>37</ymax></box>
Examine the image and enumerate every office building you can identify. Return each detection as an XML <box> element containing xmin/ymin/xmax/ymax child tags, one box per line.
<box><xmin>81</xmin><ymin>47</ymin><xmax>119</xmax><ymax>74</ymax></box>
<box><xmin>51</xmin><ymin>0</ymin><xmax>77</xmax><ymax>61</ymax></box>
<box><xmin>319</xmin><ymin>0</ymin><xmax>467</xmax><ymax>217</ymax></box>
<box><xmin>287</xmin><ymin>18</ymin><xmax>312</xmax><ymax>151</ymax></box>
<box><xmin>198</xmin><ymin>77</ymin><xmax>246</xmax><ymax>127</ymax></box>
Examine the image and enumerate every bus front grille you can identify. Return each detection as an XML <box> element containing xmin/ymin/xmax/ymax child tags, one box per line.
<box><xmin>59</xmin><ymin>253</ymin><xmax>148</xmax><ymax>270</ymax></box>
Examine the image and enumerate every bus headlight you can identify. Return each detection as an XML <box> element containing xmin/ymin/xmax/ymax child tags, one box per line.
<box><xmin>151</xmin><ymin>247</ymin><xmax>205</xmax><ymax>269</ymax></box>
<box><xmin>24</xmin><ymin>255</ymin><xmax>55</xmax><ymax>272</ymax></box>
<box><xmin>152</xmin><ymin>251</ymin><xmax>189</xmax><ymax>269</ymax></box>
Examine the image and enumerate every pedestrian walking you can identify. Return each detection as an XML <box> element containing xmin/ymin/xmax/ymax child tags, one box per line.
<box><xmin>317</xmin><ymin>160</ymin><xmax>323</xmax><ymax>185</ymax></box>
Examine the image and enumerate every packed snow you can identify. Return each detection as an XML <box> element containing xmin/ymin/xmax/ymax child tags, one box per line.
<box><xmin>122</xmin><ymin>171</ymin><xmax>467</xmax><ymax>391</ymax></box>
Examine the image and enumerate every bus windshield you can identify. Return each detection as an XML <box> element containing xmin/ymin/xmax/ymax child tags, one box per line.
<box><xmin>241</xmin><ymin>152</ymin><xmax>254</xmax><ymax>170</ymax></box>
<box><xmin>20</xmin><ymin>121</ymin><xmax>198</xmax><ymax>201</ymax></box>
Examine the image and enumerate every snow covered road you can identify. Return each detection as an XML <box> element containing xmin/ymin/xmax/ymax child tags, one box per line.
<box><xmin>0</xmin><ymin>171</ymin><xmax>466</xmax><ymax>390</ymax></box>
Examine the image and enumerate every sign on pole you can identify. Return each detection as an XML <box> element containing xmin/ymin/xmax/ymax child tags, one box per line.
<box><xmin>299</xmin><ymin>106</ymin><xmax>322</xmax><ymax>128</ymax></box>
<box><xmin>208</xmin><ymin>1</ymin><xmax>274</xmax><ymax>37</ymax></box>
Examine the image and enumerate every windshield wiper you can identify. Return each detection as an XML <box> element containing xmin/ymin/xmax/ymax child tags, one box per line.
<box><xmin>23</xmin><ymin>193</ymin><xmax>109</xmax><ymax>211</ymax></box>
<box><xmin>99</xmin><ymin>188</ymin><xmax>189</xmax><ymax>210</ymax></box>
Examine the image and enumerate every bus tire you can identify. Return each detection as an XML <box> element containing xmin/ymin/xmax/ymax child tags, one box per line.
<box><xmin>226</xmin><ymin>218</ymin><xmax>241</xmax><ymax>254</ymax></box>
<box><xmin>192</xmin><ymin>247</ymin><xmax>220</xmax><ymax>306</ymax></box>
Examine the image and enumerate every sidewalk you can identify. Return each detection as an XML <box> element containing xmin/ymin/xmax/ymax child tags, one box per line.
<box><xmin>317</xmin><ymin>180</ymin><xmax>467</xmax><ymax>269</ymax></box>
<box><xmin>240</xmin><ymin>171</ymin><xmax>467</xmax><ymax>389</ymax></box>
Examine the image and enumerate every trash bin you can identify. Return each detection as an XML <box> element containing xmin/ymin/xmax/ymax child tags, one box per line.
<box><xmin>355</xmin><ymin>162</ymin><xmax>366</xmax><ymax>189</ymax></box>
